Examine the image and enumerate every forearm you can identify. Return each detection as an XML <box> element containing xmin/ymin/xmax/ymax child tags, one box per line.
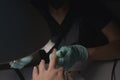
<box><xmin>88</xmin><ymin>40</ymin><xmax>120</xmax><ymax>61</ymax></box>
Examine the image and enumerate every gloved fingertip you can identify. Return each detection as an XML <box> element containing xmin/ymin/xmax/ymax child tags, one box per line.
<box><xmin>49</xmin><ymin>53</ymin><xmax>52</xmax><ymax>60</ymax></box>
<box><xmin>9</xmin><ymin>55</ymin><xmax>33</xmax><ymax>69</ymax></box>
<box><xmin>56</xmin><ymin>47</ymin><xmax>69</xmax><ymax>57</ymax></box>
<box><xmin>59</xmin><ymin>58</ymin><xmax>64</xmax><ymax>63</ymax></box>
<box><xmin>56</xmin><ymin>50</ymin><xmax>63</xmax><ymax>57</ymax></box>
<box><xmin>21</xmin><ymin>55</ymin><xmax>33</xmax><ymax>62</ymax></box>
<box><xmin>57</xmin><ymin>58</ymin><xmax>64</xmax><ymax>66</ymax></box>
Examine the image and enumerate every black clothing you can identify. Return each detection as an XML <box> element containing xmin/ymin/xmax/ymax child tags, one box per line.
<box><xmin>31</xmin><ymin>0</ymin><xmax>112</xmax><ymax>48</ymax></box>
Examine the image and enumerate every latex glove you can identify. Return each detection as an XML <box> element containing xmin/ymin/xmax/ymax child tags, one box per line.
<box><xmin>49</xmin><ymin>45</ymin><xmax>88</xmax><ymax>70</ymax></box>
<box><xmin>9</xmin><ymin>55</ymin><xmax>33</xmax><ymax>69</ymax></box>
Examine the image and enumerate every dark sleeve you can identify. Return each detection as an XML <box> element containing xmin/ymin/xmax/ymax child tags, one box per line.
<box><xmin>84</xmin><ymin>1</ymin><xmax>113</xmax><ymax>30</ymax></box>
<box><xmin>78</xmin><ymin>1</ymin><xmax>112</xmax><ymax>48</ymax></box>
<box><xmin>30</xmin><ymin>0</ymin><xmax>48</xmax><ymax>11</ymax></box>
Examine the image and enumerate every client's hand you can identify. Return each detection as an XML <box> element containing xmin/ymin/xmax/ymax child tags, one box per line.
<box><xmin>32</xmin><ymin>49</ymin><xmax>64</xmax><ymax>80</ymax></box>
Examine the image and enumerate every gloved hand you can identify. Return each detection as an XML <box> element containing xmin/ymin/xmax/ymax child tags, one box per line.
<box><xmin>9</xmin><ymin>55</ymin><xmax>33</xmax><ymax>69</ymax></box>
<box><xmin>49</xmin><ymin>45</ymin><xmax>88</xmax><ymax>70</ymax></box>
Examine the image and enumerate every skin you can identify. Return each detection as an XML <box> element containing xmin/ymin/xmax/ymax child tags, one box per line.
<box><xmin>32</xmin><ymin>49</ymin><xmax>64</xmax><ymax>80</ymax></box>
<box><xmin>88</xmin><ymin>21</ymin><xmax>120</xmax><ymax>60</ymax></box>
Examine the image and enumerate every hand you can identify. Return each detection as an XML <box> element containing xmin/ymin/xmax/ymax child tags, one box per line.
<box><xmin>50</xmin><ymin>45</ymin><xmax>88</xmax><ymax>70</ymax></box>
<box><xmin>32</xmin><ymin>49</ymin><xmax>64</xmax><ymax>80</ymax></box>
<box><xmin>9</xmin><ymin>55</ymin><xmax>33</xmax><ymax>69</ymax></box>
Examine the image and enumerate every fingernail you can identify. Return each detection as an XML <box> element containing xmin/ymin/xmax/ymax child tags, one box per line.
<box><xmin>39</xmin><ymin>59</ymin><xmax>44</xmax><ymax>64</ymax></box>
<box><xmin>53</xmin><ymin>48</ymin><xmax>56</xmax><ymax>52</ymax></box>
<box><xmin>34</xmin><ymin>66</ymin><xmax>36</xmax><ymax>70</ymax></box>
<box><xmin>41</xmin><ymin>60</ymin><xmax>45</xmax><ymax>63</ymax></box>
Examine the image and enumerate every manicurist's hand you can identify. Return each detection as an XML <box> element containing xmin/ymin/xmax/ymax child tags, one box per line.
<box><xmin>50</xmin><ymin>45</ymin><xmax>88</xmax><ymax>70</ymax></box>
<box><xmin>32</xmin><ymin>49</ymin><xmax>64</xmax><ymax>80</ymax></box>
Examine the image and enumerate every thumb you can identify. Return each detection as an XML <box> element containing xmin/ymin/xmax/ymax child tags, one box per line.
<box><xmin>57</xmin><ymin>67</ymin><xmax>64</xmax><ymax>77</ymax></box>
<box><xmin>56</xmin><ymin>46</ymin><xmax>68</xmax><ymax>58</ymax></box>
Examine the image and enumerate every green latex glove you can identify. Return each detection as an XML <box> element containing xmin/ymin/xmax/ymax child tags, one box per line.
<box><xmin>49</xmin><ymin>45</ymin><xmax>88</xmax><ymax>70</ymax></box>
<box><xmin>9</xmin><ymin>55</ymin><xmax>33</xmax><ymax>69</ymax></box>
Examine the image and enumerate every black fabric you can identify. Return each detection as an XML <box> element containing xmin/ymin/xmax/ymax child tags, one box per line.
<box><xmin>0</xmin><ymin>63</ymin><xmax>10</xmax><ymax>70</ymax></box>
<box><xmin>0</xmin><ymin>0</ymin><xmax>51</xmax><ymax>63</ymax></box>
<box><xmin>31</xmin><ymin>0</ymin><xmax>76</xmax><ymax>41</ymax></box>
<box><xmin>77</xmin><ymin>1</ymin><xmax>112</xmax><ymax>47</ymax></box>
<box><xmin>14</xmin><ymin>69</ymin><xmax>25</xmax><ymax>80</ymax></box>
<box><xmin>31</xmin><ymin>0</ymin><xmax>112</xmax><ymax>48</ymax></box>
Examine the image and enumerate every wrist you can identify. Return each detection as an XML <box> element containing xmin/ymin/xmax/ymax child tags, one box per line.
<box><xmin>87</xmin><ymin>48</ymin><xmax>96</xmax><ymax>60</ymax></box>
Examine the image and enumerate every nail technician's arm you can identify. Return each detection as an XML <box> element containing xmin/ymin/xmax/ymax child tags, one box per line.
<box><xmin>49</xmin><ymin>21</ymin><xmax>120</xmax><ymax>70</ymax></box>
<box><xmin>32</xmin><ymin>49</ymin><xmax>64</xmax><ymax>80</ymax></box>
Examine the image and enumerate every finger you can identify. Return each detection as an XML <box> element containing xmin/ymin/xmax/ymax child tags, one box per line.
<box><xmin>39</xmin><ymin>60</ymin><xmax>45</xmax><ymax>72</ymax></box>
<box><xmin>56</xmin><ymin>47</ymin><xmax>68</xmax><ymax>57</ymax></box>
<box><xmin>48</xmin><ymin>49</ymin><xmax>57</xmax><ymax>70</ymax></box>
<box><xmin>67</xmin><ymin>73</ymin><xmax>73</xmax><ymax>80</ymax></box>
<box><xmin>57</xmin><ymin>67</ymin><xmax>64</xmax><ymax>80</ymax></box>
<box><xmin>32</xmin><ymin>66</ymin><xmax>38</xmax><ymax>80</ymax></box>
<box><xmin>56</xmin><ymin>50</ymin><xmax>64</xmax><ymax>58</ymax></box>
<box><xmin>57</xmin><ymin>67</ymin><xmax>64</xmax><ymax>76</ymax></box>
<box><xmin>57</xmin><ymin>58</ymin><xmax>64</xmax><ymax>66</ymax></box>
